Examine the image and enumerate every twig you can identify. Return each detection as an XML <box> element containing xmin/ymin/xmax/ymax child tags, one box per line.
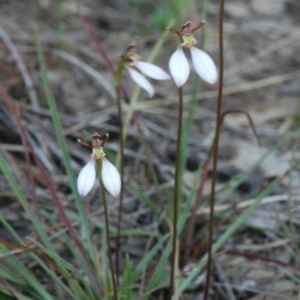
<box><xmin>136</xmin><ymin>70</ymin><xmax>300</xmax><ymax>108</ymax></box>
<box><xmin>227</xmin><ymin>28</ymin><xmax>300</xmax><ymax>75</ymax></box>
<box><xmin>0</xmin><ymin>27</ymin><xmax>39</xmax><ymax>108</ymax></box>
<box><xmin>53</xmin><ymin>49</ymin><xmax>115</xmax><ymax>98</ymax></box>
<box><xmin>197</xmin><ymin>194</ymin><xmax>300</xmax><ymax>215</ymax></box>
<box><xmin>74</xmin><ymin>0</ymin><xmax>129</xmax><ymax>103</ymax></box>
<box><xmin>214</xmin><ymin>258</ymin><xmax>236</xmax><ymax>300</ymax></box>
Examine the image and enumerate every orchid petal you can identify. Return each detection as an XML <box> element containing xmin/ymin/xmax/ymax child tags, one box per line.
<box><xmin>77</xmin><ymin>159</ymin><xmax>96</xmax><ymax>197</ymax></box>
<box><xmin>126</xmin><ymin>66</ymin><xmax>154</xmax><ymax>98</ymax></box>
<box><xmin>168</xmin><ymin>48</ymin><xmax>190</xmax><ymax>88</ymax></box>
<box><xmin>135</xmin><ymin>61</ymin><xmax>170</xmax><ymax>80</ymax></box>
<box><xmin>190</xmin><ymin>46</ymin><xmax>217</xmax><ymax>84</ymax></box>
<box><xmin>102</xmin><ymin>158</ymin><xmax>121</xmax><ymax>197</ymax></box>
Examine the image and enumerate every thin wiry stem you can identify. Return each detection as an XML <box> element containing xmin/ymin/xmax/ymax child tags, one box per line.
<box><xmin>203</xmin><ymin>0</ymin><xmax>225</xmax><ymax>299</ymax></box>
<box><xmin>98</xmin><ymin>162</ymin><xmax>118</xmax><ymax>300</ymax></box>
<box><xmin>115</xmin><ymin>86</ymin><xmax>125</xmax><ymax>282</ymax></box>
<box><xmin>169</xmin><ymin>87</ymin><xmax>183</xmax><ymax>300</ymax></box>
<box><xmin>183</xmin><ymin>0</ymin><xmax>209</xmax><ymax>262</ymax></box>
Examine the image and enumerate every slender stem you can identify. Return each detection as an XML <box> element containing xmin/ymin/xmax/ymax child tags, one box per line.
<box><xmin>169</xmin><ymin>87</ymin><xmax>183</xmax><ymax>300</ymax></box>
<box><xmin>98</xmin><ymin>162</ymin><xmax>118</xmax><ymax>300</ymax></box>
<box><xmin>184</xmin><ymin>0</ymin><xmax>208</xmax><ymax>262</ymax></box>
<box><xmin>203</xmin><ymin>0</ymin><xmax>225</xmax><ymax>299</ymax></box>
<box><xmin>115</xmin><ymin>85</ymin><xmax>125</xmax><ymax>282</ymax></box>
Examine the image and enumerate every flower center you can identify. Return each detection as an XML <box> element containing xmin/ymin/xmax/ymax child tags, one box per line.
<box><xmin>92</xmin><ymin>147</ymin><xmax>105</xmax><ymax>160</ymax></box>
<box><xmin>182</xmin><ymin>35</ymin><xmax>197</xmax><ymax>48</ymax></box>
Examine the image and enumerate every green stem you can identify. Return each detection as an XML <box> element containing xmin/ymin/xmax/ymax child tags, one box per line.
<box><xmin>169</xmin><ymin>87</ymin><xmax>183</xmax><ymax>299</ymax></box>
<box><xmin>97</xmin><ymin>160</ymin><xmax>118</xmax><ymax>300</ymax></box>
<box><xmin>183</xmin><ymin>0</ymin><xmax>208</xmax><ymax>262</ymax></box>
<box><xmin>203</xmin><ymin>0</ymin><xmax>225</xmax><ymax>299</ymax></box>
<box><xmin>115</xmin><ymin>84</ymin><xmax>124</xmax><ymax>282</ymax></box>
<box><xmin>115</xmin><ymin>60</ymin><xmax>125</xmax><ymax>282</ymax></box>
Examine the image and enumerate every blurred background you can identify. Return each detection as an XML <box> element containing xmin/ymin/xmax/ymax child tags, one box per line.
<box><xmin>1</xmin><ymin>0</ymin><xmax>300</xmax><ymax>299</ymax></box>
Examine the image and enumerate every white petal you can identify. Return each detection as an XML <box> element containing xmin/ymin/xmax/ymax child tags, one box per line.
<box><xmin>135</xmin><ymin>61</ymin><xmax>170</xmax><ymax>80</ymax></box>
<box><xmin>102</xmin><ymin>158</ymin><xmax>121</xmax><ymax>197</ymax></box>
<box><xmin>126</xmin><ymin>67</ymin><xmax>154</xmax><ymax>98</ymax></box>
<box><xmin>168</xmin><ymin>48</ymin><xmax>190</xmax><ymax>88</ymax></box>
<box><xmin>77</xmin><ymin>160</ymin><xmax>96</xmax><ymax>197</ymax></box>
<box><xmin>190</xmin><ymin>46</ymin><xmax>218</xmax><ymax>84</ymax></box>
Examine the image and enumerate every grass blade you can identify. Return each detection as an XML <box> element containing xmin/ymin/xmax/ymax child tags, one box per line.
<box><xmin>35</xmin><ymin>31</ymin><xmax>102</xmax><ymax>295</ymax></box>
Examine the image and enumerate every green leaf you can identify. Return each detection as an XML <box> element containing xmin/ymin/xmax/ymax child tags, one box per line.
<box><xmin>121</xmin><ymin>255</ymin><xmax>133</xmax><ymax>300</ymax></box>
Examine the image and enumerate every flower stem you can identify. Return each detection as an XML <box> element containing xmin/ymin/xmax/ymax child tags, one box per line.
<box><xmin>115</xmin><ymin>85</ymin><xmax>124</xmax><ymax>282</ymax></box>
<box><xmin>183</xmin><ymin>0</ymin><xmax>208</xmax><ymax>263</ymax></box>
<box><xmin>97</xmin><ymin>161</ymin><xmax>118</xmax><ymax>300</ymax></box>
<box><xmin>203</xmin><ymin>0</ymin><xmax>225</xmax><ymax>299</ymax></box>
<box><xmin>169</xmin><ymin>86</ymin><xmax>183</xmax><ymax>300</ymax></box>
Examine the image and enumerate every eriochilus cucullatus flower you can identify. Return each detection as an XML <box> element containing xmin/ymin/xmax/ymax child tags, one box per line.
<box><xmin>117</xmin><ymin>38</ymin><xmax>170</xmax><ymax>97</ymax></box>
<box><xmin>77</xmin><ymin>133</ymin><xmax>121</xmax><ymax>197</ymax></box>
<box><xmin>168</xmin><ymin>20</ymin><xmax>218</xmax><ymax>87</ymax></box>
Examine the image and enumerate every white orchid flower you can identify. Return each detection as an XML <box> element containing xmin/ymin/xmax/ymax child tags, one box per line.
<box><xmin>77</xmin><ymin>159</ymin><xmax>97</xmax><ymax>197</ymax></box>
<box><xmin>121</xmin><ymin>41</ymin><xmax>170</xmax><ymax>97</ymax></box>
<box><xmin>169</xmin><ymin>48</ymin><xmax>190</xmax><ymax>88</ymax></box>
<box><xmin>77</xmin><ymin>133</ymin><xmax>121</xmax><ymax>197</ymax></box>
<box><xmin>168</xmin><ymin>21</ymin><xmax>218</xmax><ymax>87</ymax></box>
